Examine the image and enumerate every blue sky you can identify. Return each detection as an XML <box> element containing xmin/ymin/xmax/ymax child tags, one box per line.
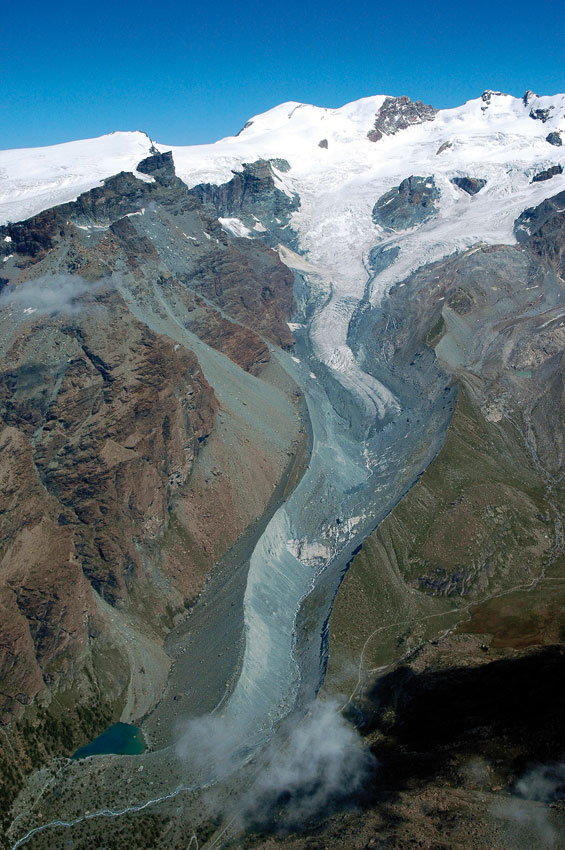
<box><xmin>1</xmin><ymin>0</ymin><xmax>564</xmax><ymax>149</ymax></box>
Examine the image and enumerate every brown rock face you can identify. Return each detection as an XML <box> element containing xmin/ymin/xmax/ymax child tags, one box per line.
<box><xmin>185</xmin><ymin>237</ymin><xmax>295</xmax><ymax>349</ymax></box>
<box><xmin>0</xmin><ymin>151</ymin><xmax>301</xmax><ymax>726</ymax></box>
<box><xmin>0</xmin><ymin>294</ymin><xmax>217</xmax><ymax>719</ymax></box>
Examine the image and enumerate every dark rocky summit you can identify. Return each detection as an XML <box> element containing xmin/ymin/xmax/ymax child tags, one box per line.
<box><xmin>136</xmin><ymin>149</ymin><xmax>176</xmax><ymax>181</ymax></box>
<box><xmin>451</xmin><ymin>175</ymin><xmax>487</xmax><ymax>195</ymax></box>
<box><xmin>546</xmin><ymin>130</ymin><xmax>563</xmax><ymax>146</ymax></box>
<box><xmin>367</xmin><ymin>95</ymin><xmax>437</xmax><ymax>142</ymax></box>
<box><xmin>372</xmin><ymin>175</ymin><xmax>440</xmax><ymax>230</ymax></box>
<box><xmin>522</xmin><ymin>89</ymin><xmax>538</xmax><ymax>106</ymax></box>
<box><xmin>480</xmin><ymin>89</ymin><xmax>507</xmax><ymax>111</ymax></box>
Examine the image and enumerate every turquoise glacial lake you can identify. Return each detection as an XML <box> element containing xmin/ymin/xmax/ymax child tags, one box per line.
<box><xmin>72</xmin><ymin>722</ymin><xmax>146</xmax><ymax>759</ymax></box>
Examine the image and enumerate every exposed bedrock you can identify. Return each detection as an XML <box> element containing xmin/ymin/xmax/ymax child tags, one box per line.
<box><xmin>367</xmin><ymin>95</ymin><xmax>437</xmax><ymax>142</ymax></box>
<box><xmin>531</xmin><ymin>163</ymin><xmax>563</xmax><ymax>183</ymax></box>
<box><xmin>367</xmin><ymin>244</ymin><xmax>400</xmax><ymax>276</ymax></box>
<box><xmin>191</xmin><ymin>159</ymin><xmax>300</xmax><ymax>248</ymax></box>
<box><xmin>451</xmin><ymin>175</ymin><xmax>487</xmax><ymax>195</ymax></box>
<box><xmin>514</xmin><ymin>189</ymin><xmax>565</xmax><ymax>276</ymax></box>
<box><xmin>530</xmin><ymin>106</ymin><xmax>553</xmax><ymax>122</ymax></box>
<box><xmin>372</xmin><ymin>175</ymin><xmax>440</xmax><ymax>231</ymax></box>
<box><xmin>546</xmin><ymin>130</ymin><xmax>563</xmax><ymax>146</ymax></box>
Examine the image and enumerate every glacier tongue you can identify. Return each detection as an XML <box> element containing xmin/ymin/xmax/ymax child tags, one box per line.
<box><xmin>219</xmin><ymin>339</ymin><xmax>379</xmax><ymax>749</ymax></box>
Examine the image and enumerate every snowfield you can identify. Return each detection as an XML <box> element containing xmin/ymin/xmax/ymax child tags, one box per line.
<box><xmin>0</xmin><ymin>131</ymin><xmax>155</xmax><ymax>226</ymax></box>
<box><xmin>2</xmin><ymin>91</ymin><xmax>564</xmax><ymax>386</ymax></box>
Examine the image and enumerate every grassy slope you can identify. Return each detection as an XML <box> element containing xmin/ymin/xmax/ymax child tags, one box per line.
<box><xmin>326</xmin><ymin>381</ymin><xmax>559</xmax><ymax>697</ymax></box>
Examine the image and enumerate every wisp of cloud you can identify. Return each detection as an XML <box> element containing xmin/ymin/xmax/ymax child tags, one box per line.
<box><xmin>239</xmin><ymin>698</ymin><xmax>375</xmax><ymax>831</ymax></box>
<box><xmin>0</xmin><ymin>273</ymin><xmax>106</xmax><ymax>316</ymax></box>
<box><xmin>176</xmin><ymin>698</ymin><xmax>375</xmax><ymax>834</ymax></box>
<box><xmin>492</xmin><ymin>762</ymin><xmax>565</xmax><ymax>847</ymax></box>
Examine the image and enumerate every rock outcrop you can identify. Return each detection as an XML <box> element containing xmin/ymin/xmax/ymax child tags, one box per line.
<box><xmin>531</xmin><ymin>163</ymin><xmax>563</xmax><ymax>182</ymax></box>
<box><xmin>367</xmin><ymin>96</ymin><xmax>437</xmax><ymax>142</ymax></box>
<box><xmin>451</xmin><ymin>175</ymin><xmax>487</xmax><ymax>195</ymax></box>
<box><xmin>514</xmin><ymin>189</ymin><xmax>565</xmax><ymax>273</ymax></box>
<box><xmin>436</xmin><ymin>140</ymin><xmax>453</xmax><ymax>155</ymax></box>
<box><xmin>191</xmin><ymin>159</ymin><xmax>299</xmax><ymax>249</ymax></box>
<box><xmin>480</xmin><ymin>89</ymin><xmax>507</xmax><ymax>111</ymax></box>
<box><xmin>530</xmin><ymin>106</ymin><xmax>553</xmax><ymax>122</ymax></box>
<box><xmin>372</xmin><ymin>175</ymin><xmax>440</xmax><ymax>230</ymax></box>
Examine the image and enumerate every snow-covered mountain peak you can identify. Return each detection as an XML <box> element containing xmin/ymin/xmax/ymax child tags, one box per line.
<box><xmin>234</xmin><ymin>94</ymin><xmax>389</xmax><ymax>140</ymax></box>
<box><xmin>2</xmin><ymin>91</ymin><xmax>564</xmax><ymax>227</ymax></box>
<box><xmin>445</xmin><ymin>90</ymin><xmax>565</xmax><ymax>131</ymax></box>
<box><xmin>226</xmin><ymin>90</ymin><xmax>565</xmax><ymax>153</ymax></box>
<box><xmin>0</xmin><ymin>130</ymin><xmax>155</xmax><ymax>226</ymax></box>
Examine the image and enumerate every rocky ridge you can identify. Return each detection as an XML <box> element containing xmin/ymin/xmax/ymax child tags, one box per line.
<box><xmin>0</xmin><ymin>150</ymin><xmax>305</xmax><ymax>837</ymax></box>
